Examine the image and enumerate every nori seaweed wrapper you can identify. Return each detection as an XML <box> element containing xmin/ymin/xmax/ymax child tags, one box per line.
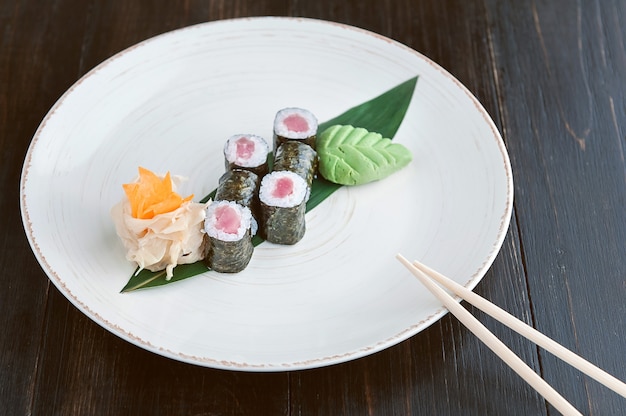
<box><xmin>273</xmin><ymin>133</ymin><xmax>316</xmax><ymax>152</ymax></box>
<box><xmin>260</xmin><ymin>201</ymin><xmax>306</xmax><ymax>245</ymax></box>
<box><xmin>205</xmin><ymin>232</ymin><xmax>254</xmax><ymax>273</ymax></box>
<box><xmin>225</xmin><ymin>158</ymin><xmax>269</xmax><ymax>178</ymax></box>
<box><xmin>214</xmin><ymin>169</ymin><xmax>260</xmax><ymax>218</ymax></box>
<box><xmin>272</xmin><ymin>141</ymin><xmax>318</xmax><ymax>190</ymax></box>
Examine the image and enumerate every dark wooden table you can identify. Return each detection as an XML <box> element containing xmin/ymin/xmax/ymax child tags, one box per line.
<box><xmin>3</xmin><ymin>1</ymin><xmax>626</xmax><ymax>415</ymax></box>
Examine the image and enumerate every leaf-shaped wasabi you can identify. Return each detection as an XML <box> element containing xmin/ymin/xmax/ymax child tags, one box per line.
<box><xmin>317</xmin><ymin>125</ymin><xmax>413</xmax><ymax>185</ymax></box>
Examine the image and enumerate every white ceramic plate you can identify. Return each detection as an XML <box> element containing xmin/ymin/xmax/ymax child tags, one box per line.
<box><xmin>20</xmin><ymin>17</ymin><xmax>513</xmax><ymax>371</ymax></box>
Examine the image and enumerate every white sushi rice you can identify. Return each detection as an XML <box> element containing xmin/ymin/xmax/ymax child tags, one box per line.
<box><xmin>223</xmin><ymin>134</ymin><xmax>269</xmax><ymax>167</ymax></box>
<box><xmin>259</xmin><ymin>171</ymin><xmax>308</xmax><ymax>208</ymax></box>
<box><xmin>204</xmin><ymin>200</ymin><xmax>253</xmax><ymax>242</ymax></box>
<box><xmin>273</xmin><ymin>107</ymin><xmax>318</xmax><ymax>140</ymax></box>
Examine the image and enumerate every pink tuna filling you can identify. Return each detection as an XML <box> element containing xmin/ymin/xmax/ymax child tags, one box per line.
<box><xmin>283</xmin><ymin>114</ymin><xmax>309</xmax><ymax>133</ymax></box>
<box><xmin>271</xmin><ymin>177</ymin><xmax>294</xmax><ymax>198</ymax></box>
<box><xmin>214</xmin><ymin>205</ymin><xmax>241</xmax><ymax>234</ymax></box>
<box><xmin>235</xmin><ymin>137</ymin><xmax>255</xmax><ymax>160</ymax></box>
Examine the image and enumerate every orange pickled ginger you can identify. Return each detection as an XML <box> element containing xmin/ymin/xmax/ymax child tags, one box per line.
<box><xmin>122</xmin><ymin>167</ymin><xmax>194</xmax><ymax>219</ymax></box>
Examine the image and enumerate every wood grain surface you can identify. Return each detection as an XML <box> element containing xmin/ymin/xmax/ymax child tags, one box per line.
<box><xmin>2</xmin><ymin>1</ymin><xmax>625</xmax><ymax>415</ymax></box>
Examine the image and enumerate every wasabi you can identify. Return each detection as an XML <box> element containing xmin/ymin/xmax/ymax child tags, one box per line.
<box><xmin>317</xmin><ymin>125</ymin><xmax>412</xmax><ymax>185</ymax></box>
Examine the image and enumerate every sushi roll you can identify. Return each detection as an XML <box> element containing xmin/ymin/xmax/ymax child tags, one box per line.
<box><xmin>223</xmin><ymin>134</ymin><xmax>270</xmax><ymax>177</ymax></box>
<box><xmin>214</xmin><ymin>169</ymin><xmax>260</xmax><ymax>235</ymax></box>
<box><xmin>273</xmin><ymin>107</ymin><xmax>318</xmax><ymax>150</ymax></box>
<box><xmin>215</xmin><ymin>169</ymin><xmax>260</xmax><ymax>214</ymax></box>
<box><xmin>272</xmin><ymin>141</ymin><xmax>318</xmax><ymax>195</ymax></box>
<box><xmin>259</xmin><ymin>171</ymin><xmax>308</xmax><ymax>245</ymax></box>
<box><xmin>204</xmin><ymin>200</ymin><xmax>254</xmax><ymax>273</ymax></box>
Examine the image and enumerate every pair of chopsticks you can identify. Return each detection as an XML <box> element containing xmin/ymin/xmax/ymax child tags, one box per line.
<box><xmin>396</xmin><ymin>254</ymin><xmax>626</xmax><ymax>416</ymax></box>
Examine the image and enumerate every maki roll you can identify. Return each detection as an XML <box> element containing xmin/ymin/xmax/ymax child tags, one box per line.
<box><xmin>214</xmin><ymin>169</ymin><xmax>260</xmax><ymax>235</ymax></box>
<box><xmin>273</xmin><ymin>107</ymin><xmax>318</xmax><ymax>150</ymax></box>
<box><xmin>204</xmin><ymin>200</ymin><xmax>254</xmax><ymax>273</ymax></box>
<box><xmin>224</xmin><ymin>134</ymin><xmax>270</xmax><ymax>177</ymax></box>
<box><xmin>259</xmin><ymin>171</ymin><xmax>308</xmax><ymax>245</ymax></box>
<box><xmin>272</xmin><ymin>141</ymin><xmax>318</xmax><ymax>198</ymax></box>
<box><xmin>215</xmin><ymin>169</ymin><xmax>260</xmax><ymax>215</ymax></box>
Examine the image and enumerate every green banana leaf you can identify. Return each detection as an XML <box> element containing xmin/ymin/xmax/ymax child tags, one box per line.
<box><xmin>121</xmin><ymin>76</ymin><xmax>418</xmax><ymax>292</ymax></box>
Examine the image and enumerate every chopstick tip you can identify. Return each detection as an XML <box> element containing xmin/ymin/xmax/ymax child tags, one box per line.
<box><xmin>395</xmin><ymin>253</ymin><xmax>413</xmax><ymax>269</ymax></box>
<box><xmin>395</xmin><ymin>253</ymin><xmax>407</xmax><ymax>262</ymax></box>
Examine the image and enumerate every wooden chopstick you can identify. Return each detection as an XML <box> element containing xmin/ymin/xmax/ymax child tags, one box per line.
<box><xmin>410</xmin><ymin>258</ymin><xmax>626</xmax><ymax>400</ymax></box>
<box><xmin>396</xmin><ymin>254</ymin><xmax>583</xmax><ymax>416</ymax></box>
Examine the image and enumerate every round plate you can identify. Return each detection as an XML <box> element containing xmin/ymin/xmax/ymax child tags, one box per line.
<box><xmin>20</xmin><ymin>17</ymin><xmax>513</xmax><ymax>371</ymax></box>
